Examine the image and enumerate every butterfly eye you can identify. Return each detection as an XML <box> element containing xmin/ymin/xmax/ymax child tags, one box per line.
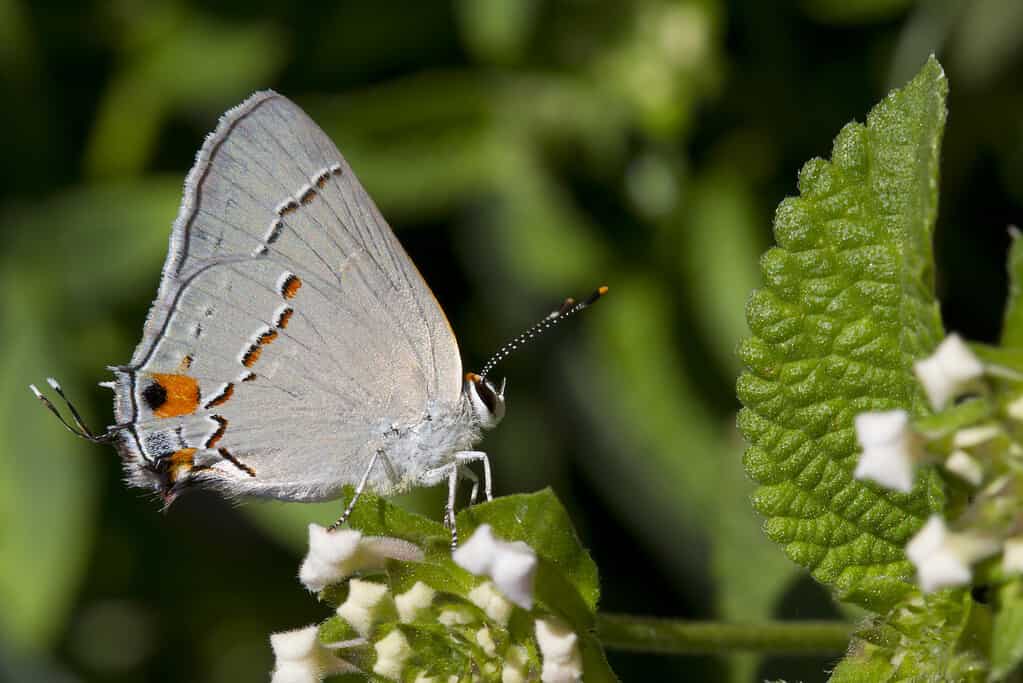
<box><xmin>466</xmin><ymin>373</ymin><xmax>505</xmax><ymax>429</ymax></box>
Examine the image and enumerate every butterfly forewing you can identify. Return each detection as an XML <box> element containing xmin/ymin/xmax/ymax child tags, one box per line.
<box><xmin>113</xmin><ymin>91</ymin><xmax>463</xmax><ymax>501</ymax></box>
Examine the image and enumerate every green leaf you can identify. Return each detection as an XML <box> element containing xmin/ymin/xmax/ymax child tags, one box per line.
<box><xmin>991</xmin><ymin>579</ymin><xmax>1023</xmax><ymax>681</ymax></box>
<box><xmin>828</xmin><ymin>591</ymin><xmax>990</xmax><ymax>682</ymax></box>
<box><xmin>341</xmin><ymin>487</ymin><xmax>452</xmax><ymax>561</ymax></box>
<box><xmin>457</xmin><ymin>488</ymin><xmax>600</xmax><ymax>613</ymax></box>
<box><xmin>324</xmin><ymin>489</ymin><xmax>615</xmax><ymax>681</ymax></box>
<box><xmin>1001</xmin><ymin>228</ymin><xmax>1023</xmax><ymax>347</ymax></box>
<box><xmin>736</xmin><ymin>57</ymin><xmax>948</xmax><ymax>611</ymax></box>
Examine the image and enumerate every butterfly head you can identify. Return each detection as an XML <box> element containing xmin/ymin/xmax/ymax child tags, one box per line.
<box><xmin>465</xmin><ymin>373</ymin><xmax>506</xmax><ymax>430</ymax></box>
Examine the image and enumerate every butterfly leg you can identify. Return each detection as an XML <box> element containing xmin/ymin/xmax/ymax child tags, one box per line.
<box><xmin>454</xmin><ymin>451</ymin><xmax>493</xmax><ymax>502</ymax></box>
<box><xmin>329</xmin><ymin>449</ymin><xmax>380</xmax><ymax>531</ymax></box>
<box><xmin>459</xmin><ymin>465</ymin><xmax>480</xmax><ymax>504</ymax></box>
<box><xmin>445</xmin><ymin>464</ymin><xmax>460</xmax><ymax>550</ymax></box>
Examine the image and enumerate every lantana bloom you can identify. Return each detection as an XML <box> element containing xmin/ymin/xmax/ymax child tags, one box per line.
<box><xmin>468</xmin><ymin>581</ymin><xmax>515</xmax><ymax>626</ymax></box>
<box><xmin>905</xmin><ymin>515</ymin><xmax>999</xmax><ymax>593</ymax></box>
<box><xmin>913</xmin><ymin>334</ymin><xmax>985</xmax><ymax>410</ymax></box>
<box><xmin>270</xmin><ymin>625</ymin><xmax>353</xmax><ymax>683</ymax></box>
<box><xmin>372</xmin><ymin>628</ymin><xmax>412</xmax><ymax>680</ymax></box>
<box><xmin>336</xmin><ymin>578</ymin><xmax>394</xmax><ymax>637</ymax></box>
<box><xmin>453</xmin><ymin>524</ymin><xmax>538</xmax><ymax>609</ymax></box>
<box><xmin>535</xmin><ymin>617</ymin><xmax>583</xmax><ymax>683</ymax></box>
<box><xmin>944</xmin><ymin>450</ymin><xmax>983</xmax><ymax>486</ymax></box>
<box><xmin>394</xmin><ymin>581</ymin><xmax>436</xmax><ymax>623</ymax></box>
<box><xmin>1002</xmin><ymin>537</ymin><xmax>1023</xmax><ymax>574</ymax></box>
<box><xmin>853</xmin><ymin>409</ymin><xmax>917</xmax><ymax>493</ymax></box>
<box><xmin>299</xmin><ymin>525</ymin><xmax>423</xmax><ymax>592</ymax></box>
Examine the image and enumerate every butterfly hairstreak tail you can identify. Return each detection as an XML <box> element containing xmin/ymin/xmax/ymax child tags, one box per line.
<box><xmin>29</xmin><ymin>90</ymin><xmax>607</xmax><ymax>548</ymax></box>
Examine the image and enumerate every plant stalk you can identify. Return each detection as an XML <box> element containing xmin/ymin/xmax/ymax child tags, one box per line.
<box><xmin>596</xmin><ymin>613</ymin><xmax>853</xmax><ymax>655</ymax></box>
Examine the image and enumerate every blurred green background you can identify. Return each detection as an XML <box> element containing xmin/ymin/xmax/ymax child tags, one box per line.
<box><xmin>2</xmin><ymin>0</ymin><xmax>1022</xmax><ymax>681</ymax></box>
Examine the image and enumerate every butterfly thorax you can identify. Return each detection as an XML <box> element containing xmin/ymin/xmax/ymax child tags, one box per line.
<box><xmin>378</xmin><ymin>394</ymin><xmax>481</xmax><ymax>492</ymax></box>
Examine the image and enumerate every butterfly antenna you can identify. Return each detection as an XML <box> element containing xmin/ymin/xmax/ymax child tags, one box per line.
<box><xmin>478</xmin><ymin>285</ymin><xmax>608</xmax><ymax>381</ymax></box>
<box><xmin>29</xmin><ymin>378</ymin><xmax>116</xmax><ymax>444</ymax></box>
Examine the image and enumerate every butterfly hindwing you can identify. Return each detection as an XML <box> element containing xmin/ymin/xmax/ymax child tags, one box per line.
<box><xmin>113</xmin><ymin>91</ymin><xmax>462</xmax><ymax>501</ymax></box>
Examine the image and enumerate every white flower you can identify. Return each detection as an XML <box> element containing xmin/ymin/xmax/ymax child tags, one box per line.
<box><xmin>437</xmin><ymin>608</ymin><xmax>475</xmax><ymax>627</ymax></box>
<box><xmin>905</xmin><ymin>516</ymin><xmax>999</xmax><ymax>592</ymax></box>
<box><xmin>373</xmin><ymin>629</ymin><xmax>412</xmax><ymax>680</ymax></box>
<box><xmin>270</xmin><ymin>625</ymin><xmax>353</xmax><ymax>683</ymax></box>
<box><xmin>952</xmin><ymin>424</ymin><xmax>1000</xmax><ymax>448</ymax></box>
<box><xmin>535</xmin><ymin>617</ymin><xmax>583</xmax><ymax>683</ymax></box>
<box><xmin>453</xmin><ymin>524</ymin><xmax>537</xmax><ymax>609</ymax></box>
<box><xmin>502</xmin><ymin>644</ymin><xmax>531</xmax><ymax>683</ymax></box>
<box><xmin>944</xmin><ymin>450</ymin><xmax>983</xmax><ymax>486</ymax></box>
<box><xmin>413</xmin><ymin>675</ymin><xmax>459</xmax><ymax>683</ymax></box>
<box><xmin>853</xmin><ymin>410</ymin><xmax>918</xmax><ymax>493</ymax></box>
<box><xmin>1003</xmin><ymin>537</ymin><xmax>1023</xmax><ymax>574</ymax></box>
<box><xmin>475</xmin><ymin>626</ymin><xmax>497</xmax><ymax>657</ymax></box>
<box><xmin>913</xmin><ymin>334</ymin><xmax>985</xmax><ymax>410</ymax></box>
<box><xmin>395</xmin><ymin>581</ymin><xmax>436</xmax><ymax>623</ymax></box>
<box><xmin>468</xmin><ymin>582</ymin><xmax>515</xmax><ymax>625</ymax></box>
<box><xmin>299</xmin><ymin>525</ymin><xmax>423</xmax><ymax>592</ymax></box>
<box><xmin>336</xmin><ymin>579</ymin><xmax>394</xmax><ymax>637</ymax></box>
<box><xmin>1006</xmin><ymin>395</ymin><xmax>1023</xmax><ymax>422</ymax></box>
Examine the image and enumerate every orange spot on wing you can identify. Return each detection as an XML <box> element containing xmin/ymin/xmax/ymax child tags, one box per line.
<box><xmin>168</xmin><ymin>448</ymin><xmax>197</xmax><ymax>483</ymax></box>
<box><xmin>277</xmin><ymin>308</ymin><xmax>293</xmax><ymax>329</ymax></box>
<box><xmin>150</xmin><ymin>373</ymin><xmax>201</xmax><ymax>418</ymax></box>
<box><xmin>205</xmin><ymin>383</ymin><xmax>234</xmax><ymax>408</ymax></box>
<box><xmin>282</xmin><ymin>275</ymin><xmax>302</xmax><ymax>299</ymax></box>
<box><xmin>242</xmin><ymin>345</ymin><xmax>263</xmax><ymax>367</ymax></box>
<box><xmin>205</xmin><ymin>416</ymin><xmax>227</xmax><ymax>448</ymax></box>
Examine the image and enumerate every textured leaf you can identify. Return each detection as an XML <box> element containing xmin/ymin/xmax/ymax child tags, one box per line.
<box><xmin>737</xmin><ymin>57</ymin><xmax>948</xmax><ymax>611</ymax></box>
<box><xmin>828</xmin><ymin>591</ymin><xmax>989</xmax><ymax>682</ymax></box>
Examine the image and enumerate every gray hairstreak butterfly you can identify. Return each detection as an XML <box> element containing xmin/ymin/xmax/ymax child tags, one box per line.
<box><xmin>30</xmin><ymin>91</ymin><xmax>606</xmax><ymax>545</ymax></box>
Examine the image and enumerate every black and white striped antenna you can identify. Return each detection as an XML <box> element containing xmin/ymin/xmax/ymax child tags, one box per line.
<box><xmin>478</xmin><ymin>285</ymin><xmax>608</xmax><ymax>382</ymax></box>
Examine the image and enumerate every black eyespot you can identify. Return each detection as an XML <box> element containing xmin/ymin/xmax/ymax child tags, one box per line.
<box><xmin>142</xmin><ymin>381</ymin><xmax>168</xmax><ymax>411</ymax></box>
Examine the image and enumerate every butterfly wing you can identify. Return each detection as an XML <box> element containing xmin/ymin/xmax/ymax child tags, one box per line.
<box><xmin>112</xmin><ymin>91</ymin><xmax>462</xmax><ymax>501</ymax></box>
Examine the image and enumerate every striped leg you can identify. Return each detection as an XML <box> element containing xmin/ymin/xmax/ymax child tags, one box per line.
<box><xmin>329</xmin><ymin>450</ymin><xmax>380</xmax><ymax>531</ymax></box>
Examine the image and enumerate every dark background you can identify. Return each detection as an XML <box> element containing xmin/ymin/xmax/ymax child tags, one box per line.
<box><xmin>1</xmin><ymin>1</ymin><xmax>1021</xmax><ymax>681</ymax></box>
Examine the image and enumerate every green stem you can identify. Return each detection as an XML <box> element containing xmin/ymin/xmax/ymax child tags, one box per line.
<box><xmin>596</xmin><ymin>613</ymin><xmax>853</xmax><ymax>655</ymax></box>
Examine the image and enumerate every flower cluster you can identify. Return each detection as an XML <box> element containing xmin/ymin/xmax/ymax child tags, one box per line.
<box><xmin>270</xmin><ymin>521</ymin><xmax>585</xmax><ymax>682</ymax></box>
<box><xmin>852</xmin><ymin>333</ymin><xmax>1023</xmax><ymax>592</ymax></box>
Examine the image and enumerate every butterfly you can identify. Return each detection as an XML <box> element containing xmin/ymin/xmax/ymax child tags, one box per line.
<box><xmin>31</xmin><ymin>91</ymin><xmax>605</xmax><ymax>545</ymax></box>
